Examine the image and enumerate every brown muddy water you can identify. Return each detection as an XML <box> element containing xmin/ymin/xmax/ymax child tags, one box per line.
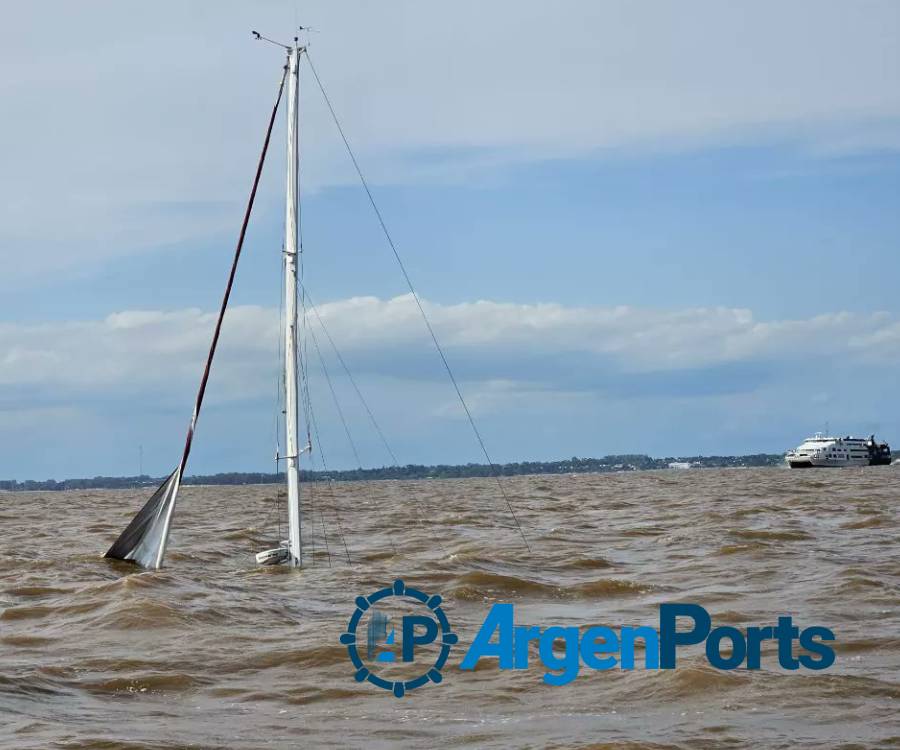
<box><xmin>1</xmin><ymin>468</ymin><xmax>898</xmax><ymax>749</ymax></box>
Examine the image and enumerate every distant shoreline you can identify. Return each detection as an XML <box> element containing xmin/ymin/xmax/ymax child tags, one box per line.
<box><xmin>0</xmin><ymin>453</ymin><xmax>783</xmax><ymax>492</ymax></box>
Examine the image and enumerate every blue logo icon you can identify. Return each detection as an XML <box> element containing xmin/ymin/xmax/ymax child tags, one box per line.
<box><xmin>367</xmin><ymin>609</ymin><xmax>397</xmax><ymax>662</ymax></box>
<box><xmin>341</xmin><ymin>579</ymin><xmax>457</xmax><ymax>697</ymax></box>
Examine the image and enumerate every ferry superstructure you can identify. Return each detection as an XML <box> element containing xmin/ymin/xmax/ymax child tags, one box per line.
<box><xmin>785</xmin><ymin>433</ymin><xmax>891</xmax><ymax>469</ymax></box>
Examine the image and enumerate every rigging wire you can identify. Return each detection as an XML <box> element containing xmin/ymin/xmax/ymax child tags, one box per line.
<box><xmin>307</xmin><ymin>398</ymin><xmax>353</xmax><ymax>565</ymax></box>
<box><xmin>304</xmin><ymin>51</ymin><xmax>530</xmax><ymax>552</ymax></box>
<box><xmin>301</xmin><ymin>289</ymin><xmax>450</xmax><ymax>556</ymax></box>
<box><xmin>248</xmin><ymin>485</ymin><xmax>287</xmax><ymax>552</ymax></box>
<box><xmin>303</xmin><ymin>466</ymin><xmax>317</xmax><ymax>565</ymax></box>
<box><xmin>269</xmin><ymin>244</ymin><xmax>287</xmax><ymax>547</ymax></box>
<box><xmin>308</xmin><ymin>326</ymin><xmax>397</xmax><ymax>556</ymax></box>
<box><xmin>295</xmin><ymin>73</ymin><xmax>319</xmax><ymax>566</ymax></box>
<box><xmin>297</xmin><ymin>320</ymin><xmax>321</xmax><ymax>562</ymax></box>
<box><xmin>170</xmin><ymin>60</ymin><xmax>288</xmax><ymax>481</ymax></box>
<box><xmin>314</xmin><ymin>473</ymin><xmax>333</xmax><ymax>568</ymax></box>
<box><xmin>303</xmin><ymin>291</ymin><xmax>398</xmax><ymax>465</ymax></box>
<box><xmin>298</xmin><ymin>363</ymin><xmax>334</xmax><ymax>569</ymax></box>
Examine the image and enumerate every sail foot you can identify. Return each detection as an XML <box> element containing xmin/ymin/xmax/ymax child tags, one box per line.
<box><xmin>105</xmin><ymin>469</ymin><xmax>180</xmax><ymax>569</ymax></box>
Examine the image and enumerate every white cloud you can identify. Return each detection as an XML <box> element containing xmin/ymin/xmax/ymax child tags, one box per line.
<box><xmin>2</xmin><ymin>1</ymin><xmax>899</xmax><ymax>280</ymax></box>
<box><xmin>6</xmin><ymin>295</ymin><xmax>900</xmax><ymax>477</ymax></box>
<box><xmin>3</xmin><ymin>296</ymin><xmax>898</xmax><ymax>409</ymax></box>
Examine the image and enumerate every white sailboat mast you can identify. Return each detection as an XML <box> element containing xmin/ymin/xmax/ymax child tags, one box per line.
<box><xmin>284</xmin><ymin>43</ymin><xmax>302</xmax><ymax>566</ymax></box>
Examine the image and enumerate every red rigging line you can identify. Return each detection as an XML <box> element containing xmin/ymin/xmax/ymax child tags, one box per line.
<box><xmin>105</xmin><ymin>61</ymin><xmax>289</xmax><ymax>568</ymax></box>
<box><xmin>178</xmin><ymin>60</ymin><xmax>289</xmax><ymax>477</ymax></box>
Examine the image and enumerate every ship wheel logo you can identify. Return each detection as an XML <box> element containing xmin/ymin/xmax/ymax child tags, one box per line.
<box><xmin>340</xmin><ymin>579</ymin><xmax>457</xmax><ymax>697</ymax></box>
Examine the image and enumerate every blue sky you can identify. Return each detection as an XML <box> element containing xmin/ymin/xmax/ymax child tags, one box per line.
<box><xmin>2</xmin><ymin>2</ymin><xmax>899</xmax><ymax>479</ymax></box>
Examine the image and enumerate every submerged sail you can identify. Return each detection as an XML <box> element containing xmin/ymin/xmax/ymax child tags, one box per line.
<box><xmin>103</xmin><ymin>61</ymin><xmax>288</xmax><ymax>570</ymax></box>
<box><xmin>105</xmin><ymin>470</ymin><xmax>179</xmax><ymax>568</ymax></box>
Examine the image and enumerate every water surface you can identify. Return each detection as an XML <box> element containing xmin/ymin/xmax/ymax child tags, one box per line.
<box><xmin>1</xmin><ymin>468</ymin><xmax>898</xmax><ymax>748</ymax></box>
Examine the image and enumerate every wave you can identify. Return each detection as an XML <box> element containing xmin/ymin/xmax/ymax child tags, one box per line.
<box><xmin>840</xmin><ymin>516</ymin><xmax>887</xmax><ymax>529</ymax></box>
<box><xmin>78</xmin><ymin>672</ymin><xmax>211</xmax><ymax>696</ymax></box>
<box><xmin>2</xmin><ymin>585</ymin><xmax>70</xmax><ymax>598</ymax></box>
<box><xmin>567</xmin><ymin>556</ymin><xmax>614</xmax><ymax>570</ymax></box>
<box><xmin>449</xmin><ymin>571</ymin><xmax>653</xmax><ymax>600</ymax></box>
<box><xmin>728</xmin><ymin>528</ymin><xmax>812</xmax><ymax>542</ymax></box>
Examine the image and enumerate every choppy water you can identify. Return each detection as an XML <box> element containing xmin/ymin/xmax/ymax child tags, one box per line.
<box><xmin>1</xmin><ymin>468</ymin><xmax>898</xmax><ymax>749</ymax></box>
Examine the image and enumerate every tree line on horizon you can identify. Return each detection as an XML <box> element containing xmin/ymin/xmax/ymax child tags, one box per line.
<box><xmin>0</xmin><ymin>453</ymin><xmax>783</xmax><ymax>491</ymax></box>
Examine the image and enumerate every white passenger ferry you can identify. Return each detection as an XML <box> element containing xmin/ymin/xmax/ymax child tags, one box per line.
<box><xmin>785</xmin><ymin>433</ymin><xmax>892</xmax><ymax>468</ymax></box>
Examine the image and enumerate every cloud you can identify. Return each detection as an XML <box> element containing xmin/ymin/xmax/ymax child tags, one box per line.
<box><xmin>3</xmin><ymin>296</ymin><xmax>898</xmax><ymax>412</ymax></box>
<box><xmin>5</xmin><ymin>294</ymin><xmax>900</xmax><ymax>477</ymax></box>
<box><xmin>2</xmin><ymin>1</ymin><xmax>899</xmax><ymax>282</ymax></box>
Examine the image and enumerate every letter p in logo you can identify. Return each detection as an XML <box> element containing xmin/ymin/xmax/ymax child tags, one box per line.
<box><xmin>402</xmin><ymin>615</ymin><xmax>438</xmax><ymax>662</ymax></box>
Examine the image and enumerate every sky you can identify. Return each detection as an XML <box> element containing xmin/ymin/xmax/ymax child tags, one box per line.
<box><xmin>2</xmin><ymin>1</ymin><xmax>899</xmax><ymax>479</ymax></box>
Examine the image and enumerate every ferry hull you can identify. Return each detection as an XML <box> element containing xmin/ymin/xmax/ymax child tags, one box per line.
<box><xmin>787</xmin><ymin>457</ymin><xmax>888</xmax><ymax>469</ymax></box>
<box><xmin>787</xmin><ymin>461</ymin><xmax>856</xmax><ymax>469</ymax></box>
